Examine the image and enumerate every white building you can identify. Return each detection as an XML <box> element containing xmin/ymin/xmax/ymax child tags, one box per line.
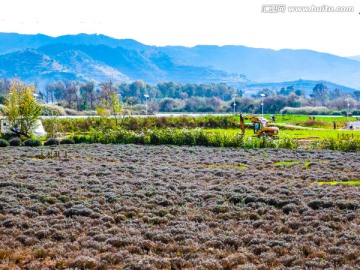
<box><xmin>0</xmin><ymin>118</ymin><xmax>47</xmax><ymax>137</ymax></box>
<box><xmin>342</xmin><ymin>121</ymin><xmax>360</xmax><ymax>130</ymax></box>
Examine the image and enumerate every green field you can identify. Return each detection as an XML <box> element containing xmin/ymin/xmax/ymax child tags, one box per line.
<box><xmin>38</xmin><ymin>114</ymin><xmax>360</xmax><ymax>150</ymax></box>
<box><xmin>270</xmin><ymin>114</ymin><xmax>356</xmax><ymax>123</ymax></box>
<box><xmin>2</xmin><ymin>114</ymin><xmax>358</xmax><ymax>150</ymax></box>
<box><xmin>205</xmin><ymin>113</ymin><xmax>360</xmax><ymax>139</ymax></box>
<box><xmin>204</xmin><ymin>128</ymin><xmax>360</xmax><ymax>140</ymax></box>
<box><xmin>262</xmin><ymin>114</ymin><xmax>358</xmax><ymax>129</ymax></box>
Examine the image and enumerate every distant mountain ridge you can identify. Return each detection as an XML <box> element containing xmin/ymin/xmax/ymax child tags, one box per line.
<box><xmin>0</xmin><ymin>33</ymin><xmax>250</xmax><ymax>87</ymax></box>
<box><xmin>159</xmin><ymin>45</ymin><xmax>360</xmax><ymax>89</ymax></box>
<box><xmin>0</xmin><ymin>32</ymin><xmax>359</xmax><ymax>91</ymax></box>
<box><xmin>0</xmin><ymin>48</ymin><xmax>129</xmax><ymax>83</ymax></box>
<box><xmin>0</xmin><ymin>33</ymin><xmax>148</xmax><ymax>53</ymax></box>
<box><xmin>245</xmin><ymin>79</ymin><xmax>359</xmax><ymax>96</ymax></box>
<box><xmin>349</xmin><ymin>55</ymin><xmax>360</xmax><ymax>62</ymax></box>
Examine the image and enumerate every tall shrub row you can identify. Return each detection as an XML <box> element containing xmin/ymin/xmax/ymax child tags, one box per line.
<box><xmin>71</xmin><ymin>128</ymin><xmax>300</xmax><ymax>149</ymax></box>
<box><xmin>43</xmin><ymin>115</ymin><xmax>241</xmax><ymax>133</ymax></box>
<box><xmin>312</xmin><ymin>134</ymin><xmax>360</xmax><ymax>151</ymax></box>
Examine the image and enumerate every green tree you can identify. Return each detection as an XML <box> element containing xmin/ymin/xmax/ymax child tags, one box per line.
<box><xmin>311</xmin><ymin>83</ymin><xmax>329</xmax><ymax>106</ymax></box>
<box><xmin>129</xmin><ymin>80</ymin><xmax>145</xmax><ymax>100</ymax></box>
<box><xmin>294</xmin><ymin>89</ymin><xmax>305</xmax><ymax>96</ymax></box>
<box><xmin>5</xmin><ymin>81</ymin><xmax>42</xmax><ymax>137</ymax></box>
<box><xmin>279</xmin><ymin>85</ymin><xmax>294</xmax><ymax>96</ymax></box>
<box><xmin>80</xmin><ymin>81</ymin><xmax>95</xmax><ymax>110</ymax></box>
<box><xmin>109</xmin><ymin>92</ymin><xmax>123</xmax><ymax>125</ymax></box>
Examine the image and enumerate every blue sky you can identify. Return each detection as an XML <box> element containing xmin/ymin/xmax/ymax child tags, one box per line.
<box><xmin>0</xmin><ymin>0</ymin><xmax>359</xmax><ymax>56</ymax></box>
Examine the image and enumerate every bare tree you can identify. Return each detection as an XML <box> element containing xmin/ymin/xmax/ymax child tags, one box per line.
<box><xmin>64</xmin><ymin>81</ymin><xmax>78</xmax><ymax>109</ymax></box>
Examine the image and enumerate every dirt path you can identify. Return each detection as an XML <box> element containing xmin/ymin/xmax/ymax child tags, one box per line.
<box><xmin>274</xmin><ymin>123</ymin><xmax>327</xmax><ymax>130</ymax></box>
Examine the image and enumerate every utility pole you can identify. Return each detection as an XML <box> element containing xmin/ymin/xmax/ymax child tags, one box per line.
<box><xmin>260</xmin><ymin>93</ymin><xmax>265</xmax><ymax>118</ymax></box>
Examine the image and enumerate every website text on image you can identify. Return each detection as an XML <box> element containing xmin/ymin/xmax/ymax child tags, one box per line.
<box><xmin>261</xmin><ymin>4</ymin><xmax>355</xmax><ymax>13</ymax></box>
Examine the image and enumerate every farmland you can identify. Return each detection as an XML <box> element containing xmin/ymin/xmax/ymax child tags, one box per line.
<box><xmin>39</xmin><ymin>114</ymin><xmax>360</xmax><ymax>151</ymax></box>
<box><xmin>0</xmin><ymin>144</ymin><xmax>359</xmax><ymax>269</ymax></box>
<box><xmin>206</xmin><ymin>128</ymin><xmax>360</xmax><ymax>140</ymax></box>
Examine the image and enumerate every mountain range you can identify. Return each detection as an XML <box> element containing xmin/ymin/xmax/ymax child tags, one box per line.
<box><xmin>0</xmin><ymin>32</ymin><xmax>359</xmax><ymax>93</ymax></box>
<box><xmin>349</xmin><ymin>55</ymin><xmax>360</xmax><ymax>62</ymax></box>
<box><xmin>245</xmin><ymin>80</ymin><xmax>359</xmax><ymax>96</ymax></box>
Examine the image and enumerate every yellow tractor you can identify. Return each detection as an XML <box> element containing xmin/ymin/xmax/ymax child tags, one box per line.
<box><xmin>240</xmin><ymin>114</ymin><xmax>279</xmax><ymax>136</ymax></box>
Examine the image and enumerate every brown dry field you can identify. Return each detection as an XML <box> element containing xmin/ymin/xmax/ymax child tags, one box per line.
<box><xmin>0</xmin><ymin>144</ymin><xmax>359</xmax><ymax>269</ymax></box>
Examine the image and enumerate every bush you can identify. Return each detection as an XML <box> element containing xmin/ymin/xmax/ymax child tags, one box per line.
<box><xmin>41</xmin><ymin>104</ymin><xmax>67</xmax><ymax>116</ymax></box>
<box><xmin>276</xmin><ymin>135</ymin><xmax>300</xmax><ymax>150</ymax></box>
<box><xmin>69</xmin><ymin>128</ymin><xmax>303</xmax><ymax>149</ymax></box>
<box><xmin>9</xmin><ymin>138</ymin><xmax>21</xmax><ymax>146</ymax></box>
<box><xmin>60</xmin><ymin>138</ymin><xmax>75</xmax><ymax>145</ymax></box>
<box><xmin>23</xmin><ymin>139</ymin><xmax>42</xmax><ymax>147</ymax></box>
<box><xmin>280</xmin><ymin>106</ymin><xmax>332</xmax><ymax>115</ymax></box>
<box><xmin>71</xmin><ymin>128</ymin><xmax>244</xmax><ymax>148</ymax></box>
<box><xmin>82</xmin><ymin>110</ymin><xmax>97</xmax><ymax>116</ymax></box>
<box><xmin>48</xmin><ymin>115</ymin><xmax>241</xmax><ymax>133</ymax></box>
<box><xmin>0</xmin><ymin>139</ymin><xmax>9</xmax><ymax>147</ymax></box>
<box><xmin>243</xmin><ymin>136</ymin><xmax>277</xmax><ymax>149</ymax></box>
<box><xmin>72</xmin><ymin>135</ymin><xmax>92</xmax><ymax>144</ymax></box>
<box><xmin>301</xmin><ymin>120</ymin><xmax>329</xmax><ymax>128</ymax></box>
<box><xmin>312</xmin><ymin>134</ymin><xmax>360</xmax><ymax>151</ymax></box>
<box><xmin>44</xmin><ymin>138</ymin><xmax>59</xmax><ymax>146</ymax></box>
<box><xmin>64</xmin><ymin>108</ymin><xmax>83</xmax><ymax>116</ymax></box>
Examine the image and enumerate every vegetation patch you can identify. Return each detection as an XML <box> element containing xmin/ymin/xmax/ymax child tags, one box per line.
<box><xmin>304</xmin><ymin>161</ymin><xmax>311</xmax><ymax>167</ymax></box>
<box><xmin>206</xmin><ymin>164</ymin><xmax>247</xmax><ymax>170</ymax></box>
<box><xmin>68</xmin><ymin>128</ymin><xmax>304</xmax><ymax>150</ymax></box>
<box><xmin>274</xmin><ymin>161</ymin><xmax>301</xmax><ymax>166</ymax></box>
<box><xmin>60</xmin><ymin>138</ymin><xmax>75</xmax><ymax>145</ymax></box>
<box><xmin>274</xmin><ymin>161</ymin><xmax>312</xmax><ymax>167</ymax></box>
<box><xmin>23</xmin><ymin>139</ymin><xmax>42</xmax><ymax>147</ymax></box>
<box><xmin>312</xmin><ymin>134</ymin><xmax>360</xmax><ymax>151</ymax></box>
<box><xmin>0</xmin><ymin>139</ymin><xmax>9</xmax><ymax>147</ymax></box>
<box><xmin>44</xmin><ymin>138</ymin><xmax>59</xmax><ymax>146</ymax></box>
<box><xmin>317</xmin><ymin>181</ymin><xmax>360</xmax><ymax>186</ymax></box>
<box><xmin>9</xmin><ymin>138</ymin><xmax>21</xmax><ymax>146</ymax></box>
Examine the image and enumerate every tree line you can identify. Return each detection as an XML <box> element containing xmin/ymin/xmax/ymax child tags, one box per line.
<box><xmin>0</xmin><ymin>79</ymin><xmax>359</xmax><ymax>114</ymax></box>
